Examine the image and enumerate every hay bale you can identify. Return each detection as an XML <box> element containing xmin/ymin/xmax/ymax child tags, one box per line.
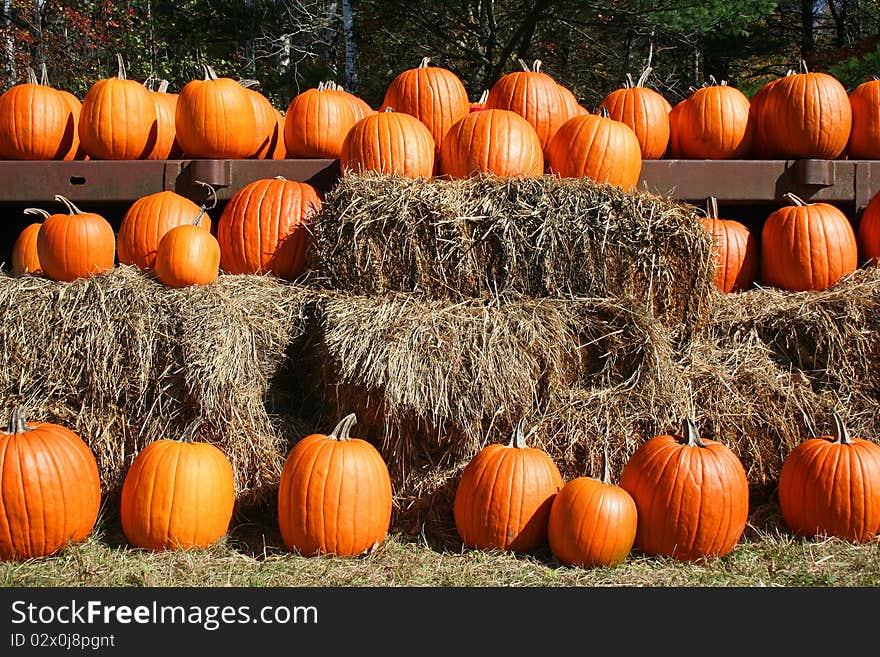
<box><xmin>308</xmin><ymin>172</ymin><xmax>717</xmax><ymax>332</ymax></box>
<box><xmin>0</xmin><ymin>266</ymin><xmax>315</xmax><ymax>506</ymax></box>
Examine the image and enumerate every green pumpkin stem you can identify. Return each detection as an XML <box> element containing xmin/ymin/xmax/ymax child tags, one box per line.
<box><xmin>679</xmin><ymin>418</ymin><xmax>708</xmax><ymax>448</ymax></box>
<box><xmin>329</xmin><ymin>413</ymin><xmax>357</xmax><ymax>442</ymax></box>
<box><xmin>831</xmin><ymin>412</ymin><xmax>854</xmax><ymax>445</ymax></box>
<box><xmin>508</xmin><ymin>420</ymin><xmax>530</xmax><ymax>448</ymax></box>
<box><xmin>6</xmin><ymin>407</ymin><xmax>29</xmax><ymax>434</ymax></box>
<box><xmin>54</xmin><ymin>194</ymin><xmax>85</xmax><ymax>215</ymax></box>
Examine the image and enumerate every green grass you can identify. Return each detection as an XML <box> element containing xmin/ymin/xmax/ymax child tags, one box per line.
<box><xmin>2</xmin><ymin>500</ymin><xmax>879</xmax><ymax>587</ymax></box>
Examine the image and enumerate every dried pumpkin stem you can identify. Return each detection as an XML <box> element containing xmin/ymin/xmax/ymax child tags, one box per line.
<box><xmin>179</xmin><ymin>419</ymin><xmax>202</xmax><ymax>444</ymax></box>
<box><xmin>636</xmin><ymin>66</ymin><xmax>653</xmax><ymax>88</ymax></box>
<box><xmin>598</xmin><ymin>105</ymin><xmax>610</xmax><ymax>119</ymax></box>
<box><xmin>329</xmin><ymin>413</ymin><xmax>358</xmax><ymax>442</ymax></box>
<box><xmin>419</xmin><ymin>56</ymin><xmax>431</xmax><ymax>68</ymax></box>
<box><xmin>680</xmin><ymin>418</ymin><xmax>708</xmax><ymax>448</ymax></box>
<box><xmin>831</xmin><ymin>412</ymin><xmax>853</xmax><ymax>445</ymax></box>
<box><xmin>6</xmin><ymin>407</ymin><xmax>29</xmax><ymax>434</ymax></box>
<box><xmin>40</xmin><ymin>62</ymin><xmax>49</xmax><ymax>86</ymax></box>
<box><xmin>25</xmin><ymin>66</ymin><xmax>38</xmax><ymax>85</ymax></box>
<box><xmin>203</xmin><ymin>64</ymin><xmax>219</xmax><ymax>81</ymax></box>
<box><xmin>116</xmin><ymin>53</ymin><xmax>127</xmax><ymax>80</ymax></box>
<box><xmin>706</xmin><ymin>196</ymin><xmax>719</xmax><ymax>219</ymax></box>
<box><xmin>54</xmin><ymin>194</ymin><xmax>85</xmax><ymax>215</ymax></box>
<box><xmin>783</xmin><ymin>193</ymin><xmax>808</xmax><ymax>207</ymax></box>
<box><xmin>508</xmin><ymin>419</ymin><xmax>529</xmax><ymax>448</ymax></box>
<box><xmin>24</xmin><ymin>208</ymin><xmax>50</xmax><ymax>220</ymax></box>
<box><xmin>157</xmin><ymin>80</ymin><xmax>169</xmax><ymax>93</ymax></box>
<box><xmin>476</xmin><ymin>89</ymin><xmax>488</xmax><ymax>104</ymax></box>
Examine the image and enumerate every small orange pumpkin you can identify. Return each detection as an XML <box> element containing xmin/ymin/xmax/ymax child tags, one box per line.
<box><xmin>277</xmin><ymin>413</ymin><xmax>393</xmax><ymax>557</ymax></box>
<box><xmin>453</xmin><ymin>421</ymin><xmax>564</xmax><ymax>553</ymax></box>
<box><xmin>37</xmin><ymin>195</ymin><xmax>116</xmax><ymax>282</ymax></box>
<box><xmin>12</xmin><ymin>209</ymin><xmax>46</xmax><ymax>276</ymax></box>
<box><xmin>700</xmin><ymin>196</ymin><xmax>759</xmax><ymax>293</ymax></box>
<box><xmin>154</xmin><ymin>206</ymin><xmax>220</xmax><ymax>287</ymax></box>
<box><xmin>599</xmin><ymin>67</ymin><xmax>671</xmax><ymax>160</ymax></box>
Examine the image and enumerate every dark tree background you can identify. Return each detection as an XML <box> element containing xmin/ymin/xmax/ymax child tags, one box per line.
<box><xmin>2</xmin><ymin>1</ymin><xmax>879</xmax><ymax>109</ymax></box>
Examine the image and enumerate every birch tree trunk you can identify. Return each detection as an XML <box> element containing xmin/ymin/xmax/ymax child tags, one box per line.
<box><xmin>341</xmin><ymin>0</ymin><xmax>356</xmax><ymax>90</ymax></box>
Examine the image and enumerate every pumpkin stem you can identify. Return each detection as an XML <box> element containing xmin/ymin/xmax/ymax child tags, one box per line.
<box><xmin>783</xmin><ymin>192</ymin><xmax>809</xmax><ymax>207</ymax></box>
<box><xmin>383</xmin><ymin>106</ymin><xmax>395</xmax><ymax>113</ymax></box>
<box><xmin>239</xmin><ymin>79</ymin><xmax>261</xmax><ymax>89</ymax></box>
<box><xmin>602</xmin><ymin>444</ymin><xmax>611</xmax><ymax>485</ymax></box>
<box><xmin>25</xmin><ymin>66</ymin><xmax>38</xmax><ymax>85</ymax></box>
<box><xmin>203</xmin><ymin>64</ymin><xmax>219</xmax><ymax>81</ymax></box>
<box><xmin>624</xmin><ymin>72</ymin><xmax>635</xmax><ymax>89</ymax></box>
<box><xmin>636</xmin><ymin>66</ymin><xmax>653</xmax><ymax>88</ymax></box>
<box><xmin>6</xmin><ymin>407</ymin><xmax>29</xmax><ymax>434</ymax></box>
<box><xmin>517</xmin><ymin>58</ymin><xmax>530</xmax><ymax>72</ymax></box>
<box><xmin>328</xmin><ymin>413</ymin><xmax>357</xmax><ymax>442</ymax></box>
<box><xmin>708</xmin><ymin>74</ymin><xmax>718</xmax><ymax>87</ymax></box>
<box><xmin>192</xmin><ymin>180</ymin><xmax>218</xmax><ymax>211</ymax></box>
<box><xmin>54</xmin><ymin>195</ymin><xmax>85</xmax><ymax>215</ymax></box>
<box><xmin>180</xmin><ymin>419</ymin><xmax>202</xmax><ymax>443</ymax></box>
<box><xmin>23</xmin><ymin>208</ymin><xmax>50</xmax><ymax>220</ymax></box>
<box><xmin>40</xmin><ymin>62</ymin><xmax>49</xmax><ymax>86</ymax></box>
<box><xmin>508</xmin><ymin>419</ymin><xmax>530</xmax><ymax>449</ymax></box>
<box><xmin>831</xmin><ymin>412</ymin><xmax>854</xmax><ymax>445</ymax></box>
<box><xmin>705</xmin><ymin>196</ymin><xmax>719</xmax><ymax>220</ymax></box>
<box><xmin>476</xmin><ymin>89</ymin><xmax>488</xmax><ymax>104</ymax></box>
<box><xmin>157</xmin><ymin>79</ymin><xmax>169</xmax><ymax>93</ymax></box>
<box><xmin>679</xmin><ymin>418</ymin><xmax>708</xmax><ymax>448</ymax></box>
<box><xmin>799</xmin><ymin>60</ymin><xmax>809</xmax><ymax>74</ymax></box>
<box><xmin>598</xmin><ymin>105</ymin><xmax>610</xmax><ymax>119</ymax></box>
<box><xmin>116</xmin><ymin>53</ymin><xmax>127</xmax><ymax>81</ymax></box>
<box><xmin>419</xmin><ymin>56</ymin><xmax>431</xmax><ymax>68</ymax></box>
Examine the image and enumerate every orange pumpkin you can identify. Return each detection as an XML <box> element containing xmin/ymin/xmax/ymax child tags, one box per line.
<box><xmin>761</xmin><ymin>193</ymin><xmax>857</xmax><ymax>292</ymax></box>
<box><xmin>847</xmin><ymin>77</ymin><xmax>880</xmax><ymax>159</ymax></box>
<box><xmin>37</xmin><ymin>195</ymin><xmax>116</xmax><ymax>282</ymax></box>
<box><xmin>700</xmin><ymin>197</ymin><xmax>759</xmax><ymax>293</ymax></box>
<box><xmin>779</xmin><ymin>413</ymin><xmax>880</xmax><ymax>543</ymax></box>
<box><xmin>486</xmin><ymin>59</ymin><xmax>576</xmax><ymax>158</ymax></box>
<box><xmin>154</xmin><ymin>208</ymin><xmax>220</xmax><ymax>287</ymax></box>
<box><xmin>277</xmin><ymin>413</ymin><xmax>392</xmax><ymax>557</ymax></box>
<box><xmin>453</xmin><ymin>421</ymin><xmax>564</xmax><ymax>553</ymax></box>
<box><xmin>118</xmin><ymin>190</ymin><xmax>210</xmax><ymax>271</ymax></box>
<box><xmin>438</xmin><ymin>108</ymin><xmax>544</xmax><ymax>179</ymax></box>
<box><xmin>268</xmin><ymin>108</ymin><xmax>288</xmax><ymax>159</ymax></box>
<box><xmin>547</xmin><ymin>476</ymin><xmax>638</xmax><ymax>568</ymax></box>
<box><xmin>380</xmin><ymin>56</ymin><xmax>470</xmax><ymax>159</ymax></box>
<box><xmin>756</xmin><ymin>62</ymin><xmax>851</xmax><ymax>159</ymax></box>
<box><xmin>0</xmin><ymin>407</ymin><xmax>101</xmax><ymax>561</ymax></box>
<box><xmin>469</xmin><ymin>89</ymin><xmax>489</xmax><ymax>113</ymax></box>
<box><xmin>599</xmin><ymin>67</ymin><xmax>671</xmax><ymax>160</ymax></box>
<box><xmin>216</xmin><ymin>177</ymin><xmax>321</xmax><ymax>279</ymax></box>
<box><xmin>620</xmin><ymin>418</ymin><xmax>749</xmax><ymax>562</ymax></box>
<box><xmin>175</xmin><ymin>65</ymin><xmax>256</xmax><ymax>159</ymax></box>
<box><xmin>12</xmin><ymin>210</ymin><xmax>45</xmax><ymax>276</ymax></box>
<box><xmin>120</xmin><ymin>432</ymin><xmax>235</xmax><ymax>550</ymax></box>
<box><xmin>857</xmin><ymin>189</ymin><xmax>880</xmax><ymax>265</ymax></box>
<box><xmin>146</xmin><ymin>79</ymin><xmax>181</xmax><ymax>160</ymax></box>
<box><xmin>241</xmin><ymin>80</ymin><xmax>278</xmax><ymax>159</ymax></box>
<box><xmin>672</xmin><ymin>79</ymin><xmax>752</xmax><ymax>159</ymax></box>
<box><xmin>0</xmin><ymin>66</ymin><xmax>78</xmax><ymax>160</ymax></box>
<box><xmin>284</xmin><ymin>81</ymin><xmax>359</xmax><ymax>159</ymax></box>
<box><xmin>340</xmin><ymin>108</ymin><xmax>436</xmax><ymax>178</ymax></box>
<box><xmin>79</xmin><ymin>54</ymin><xmax>157</xmax><ymax>160</ymax></box>
<box><xmin>547</xmin><ymin>107</ymin><xmax>642</xmax><ymax>190</ymax></box>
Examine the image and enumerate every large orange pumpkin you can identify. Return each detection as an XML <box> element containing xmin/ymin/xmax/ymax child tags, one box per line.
<box><xmin>120</xmin><ymin>433</ymin><xmax>235</xmax><ymax>551</ymax></box>
<box><xmin>547</xmin><ymin>107</ymin><xmax>642</xmax><ymax>190</ymax></box>
<box><xmin>12</xmin><ymin>210</ymin><xmax>46</xmax><ymax>276</ymax></box>
<box><xmin>761</xmin><ymin>193</ymin><xmax>857</xmax><ymax>292</ymax></box>
<box><xmin>598</xmin><ymin>67</ymin><xmax>671</xmax><ymax>160</ymax></box>
<box><xmin>778</xmin><ymin>413</ymin><xmax>880</xmax><ymax>544</ymax></box>
<box><xmin>277</xmin><ymin>413</ymin><xmax>392</xmax><ymax>557</ymax></box>
<box><xmin>37</xmin><ymin>195</ymin><xmax>116</xmax><ymax>282</ymax></box>
<box><xmin>380</xmin><ymin>56</ymin><xmax>470</xmax><ymax>159</ymax></box>
<box><xmin>547</xmin><ymin>475</ymin><xmax>638</xmax><ymax>568</ymax></box>
<box><xmin>175</xmin><ymin>65</ymin><xmax>256</xmax><ymax>159</ymax></box>
<box><xmin>340</xmin><ymin>108</ymin><xmax>435</xmax><ymax>178</ymax></box>
<box><xmin>0</xmin><ymin>407</ymin><xmax>101</xmax><ymax>561</ymax></box>
<box><xmin>240</xmin><ymin>80</ymin><xmax>278</xmax><ymax>159</ymax></box>
<box><xmin>79</xmin><ymin>54</ymin><xmax>157</xmax><ymax>160</ymax></box>
<box><xmin>154</xmin><ymin>208</ymin><xmax>220</xmax><ymax>287</ymax></box>
<box><xmin>700</xmin><ymin>196</ymin><xmax>759</xmax><ymax>293</ymax></box>
<box><xmin>118</xmin><ymin>190</ymin><xmax>210</xmax><ymax>271</ymax></box>
<box><xmin>216</xmin><ymin>177</ymin><xmax>321</xmax><ymax>279</ymax></box>
<box><xmin>486</xmin><ymin>59</ymin><xmax>575</xmax><ymax>158</ymax></box>
<box><xmin>284</xmin><ymin>81</ymin><xmax>359</xmax><ymax>159</ymax></box>
<box><xmin>438</xmin><ymin>108</ymin><xmax>544</xmax><ymax>179</ymax></box>
<box><xmin>847</xmin><ymin>77</ymin><xmax>880</xmax><ymax>159</ymax></box>
<box><xmin>453</xmin><ymin>421</ymin><xmax>564</xmax><ymax>553</ymax></box>
<box><xmin>619</xmin><ymin>418</ymin><xmax>749</xmax><ymax>562</ymax></box>
<box><xmin>672</xmin><ymin>79</ymin><xmax>752</xmax><ymax>159</ymax></box>
<box><xmin>756</xmin><ymin>62</ymin><xmax>852</xmax><ymax>159</ymax></box>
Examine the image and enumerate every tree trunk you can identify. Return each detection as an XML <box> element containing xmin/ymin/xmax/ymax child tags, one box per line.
<box><xmin>3</xmin><ymin>0</ymin><xmax>15</xmax><ymax>85</ymax></box>
<box><xmin>341</xmin><ymin>0</ymin><xmax>356</xmax><ymax>91</ymax></box>
<box><xmin>800</xmin><ymin>0</ymin><xmax>814</xmax><ymax>58</ymax></box>
<box><xmin>324</xmin><ymin>0</ymin><xmax>338</xmax><ymax>76</ymax></box>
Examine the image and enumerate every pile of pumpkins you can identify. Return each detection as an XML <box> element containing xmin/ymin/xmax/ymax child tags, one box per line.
<box><xmin>1</xmin><ymin>406</ymin><xmax>878</xmax><ymax>565</ymax></box>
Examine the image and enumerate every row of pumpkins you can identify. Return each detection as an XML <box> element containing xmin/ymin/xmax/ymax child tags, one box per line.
<box><xmin>2</xmin><ymin>56</ymin><xmax>880</xmax><ymax>191</ymax></box>
<box><xmin>2</xmin><ymin>406</ymin><xmax>878</xmax><ymax>565</ymax></box>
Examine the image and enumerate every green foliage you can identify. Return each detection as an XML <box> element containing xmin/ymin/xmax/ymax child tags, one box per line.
<box><xmin>828</xmin><ymin>45</ymin><xmax>880</xmax><ymax>91</ymax></box>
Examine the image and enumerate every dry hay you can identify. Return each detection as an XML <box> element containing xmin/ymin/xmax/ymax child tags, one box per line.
<box><xmin>0</xmin><ymin>265</ymin><xmax>315</xmax><ymax>507</ymax></box>
<box><xmin>307</xmin><ymin>172</ymin><xmax>717</xmax><ymax>334</ymax></box>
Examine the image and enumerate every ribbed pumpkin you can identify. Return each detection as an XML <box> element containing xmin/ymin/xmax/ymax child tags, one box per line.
<box><xmin>547</xmin><ymin>107</ymin><xmax>642</xmax><ymax>190</ymax></box>
<box><xmin>619</xmin><ymin>418</ymin><xmax>749</xmax><ymax>562</ymax></box>
<box><xmin>438</xmin><ymin>108</ymin><xmax>544</xmax><ymax>179</ymax></box>
<box><xmin>154</xmin><ymin>207</ymin><xmax>220</xmax><ymax>287</ymax></box>
<box><xmin>779</xmin><ymin>413</ymin><xmax>880</xmax><ymax>544</ymax></box>
<box><xmin>857</xmin><ymin>189</ymin><xmax>880</xmax><ymax>265</ymax></box>
<box><xmin>547</xmin><ymin>475</ymin><xmax>638</xmax><ymax>568</ymax></box>
<box><xmin>340</xmin><ymin>108</ymin><xmax>435</xmax><ymax>178</ymax></box>
<box><xmin>120</xmin><ymin>430</ymin><xmax>235</xmax><ymax>551</ymax></box>
<box><xmin>700</xmin><ymin>196</ymin><xmax>759</xmax><ymax>293</ymax></box>
<box><xmin>380</xmin><ymin>56</ymin><xmax>470</xmax><ymax>159</ymax></box>
<box><xmin>847</xmin><ymin>77</ymin><xmax>880</xmax><ymax>159</ymax></box>
<box><xmin>761</xmin><ymin>193</ymin><xmax>857</xmax><ymax>292</ymax></box>
<box><xmin>37</xmin><ymin>195</ymin><xmax>116</xmax><ymax>282</ymax></box>
<box><xmin>746</xmin><ymin>74</ymin><xmax>785</xmax><ymax>158</ymax></box>
<box><xmin>12</xmin><ymin>210</ymin><xmax>45</xmax><ymax>276</ymax></box>
<box><xmin>145</xmin><ymin>79</ymin><xmax>181</xmax><ymax>160</ymax></box>
<box><xmin>756</xmin><ymin>62</ymin><xmax>851</xmax><ymax>159</ymax></box>
<box><xmin>0</xmin><ymin>66</ymin><xmax>78</xmax><ymax>160</ymax></box>
<box><xmin>665</xmin><ymin>97</ymin><xmax>687</xmax><ymax>158</ymax></box>
<box><xmin>57</xmin><ymin>87</ymin><xmax>84</xmax><ymax>160</ymax></box>
<box><xmin>241</xmin><ymin>80</ymin><xmax>278</xmax><ymax>159</ymax></box>
<box><xmin>672</xmin><ymin>79</ymin><xmax>752</xmax><ymax>159</ymax></box>
<box><xmin>486</xmin><ymin>59</ymin><xmax>575</xmax><ymax>158</ymax></box>
<box><xmin>118</xmin><ymin>190</ymin><xmax>210</xmax><ymax>271</ymax></box>
<box><xmin>269</xmin><ymin>108</ymin><xmax>288</xmax><ymax>159</ymax></box>
<box><xmin>216</xmin><ymin>177</ymin><xmax>321</xmax><ymax>279</ymax></box>
<box><xmin>175</xmin><ymin>65</ymin><xmax>256</xmax><ymax>159</ymax></box>
<box><xmin>284</xmin><ymin>81</ymin><xmax>359</xmax><ymax>159</ymax></box>
<box><xmin>599</xmin><ymin>67</ymin><xmax>671</xmax><ymax>160</ymax></box>
<box><xmin>453</xmin><ymin>421</ymin><xmax>564</xmax><ymax>553</ymax></box>
<box><xmin>0</xmin><ymin>407</ymin><xmax>101</xmax><ymax>561</ymax></box>
<box><xmin>277</xmin><ymin>413</ymin><xmax>392</xmax><ymax>557</ymax></box>
<box><xmin>79</xmin><ymin>54</ymin><xmax>157</xmax><ymax>160</ymax></box>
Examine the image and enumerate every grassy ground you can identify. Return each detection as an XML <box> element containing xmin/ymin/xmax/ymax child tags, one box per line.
<box><xmin>2</xmin><ymin>499</ymin><xmax>878</xmax><ymax>587</ymax></box>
